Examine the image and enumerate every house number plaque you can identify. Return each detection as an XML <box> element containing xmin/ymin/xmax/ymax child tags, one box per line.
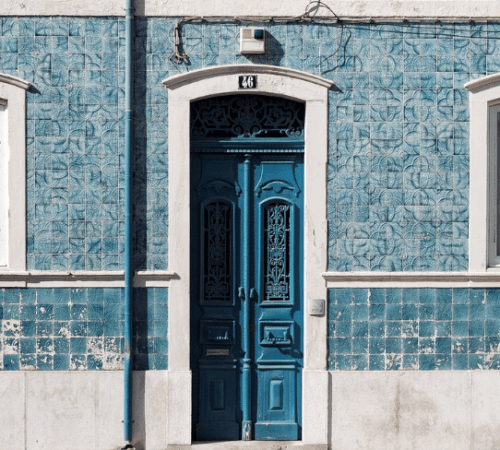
<box><xmin>239</xmin><ymin>75</ymin><xmax>257</xmax><ymax>89</ymax></box>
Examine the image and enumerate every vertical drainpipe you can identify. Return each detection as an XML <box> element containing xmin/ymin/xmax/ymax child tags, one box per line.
<box><xmin>123</xmin><ymin>0</ymin><xmax>134</xmax><ymax>443</ymax></box>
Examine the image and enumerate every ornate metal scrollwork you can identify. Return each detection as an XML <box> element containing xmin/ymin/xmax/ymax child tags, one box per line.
<box><xmin>264</xmin><ymin>202</ymin><xmax>291</xmax><ymax>302</ymax></box>
<box><xmin>203</xmin><ymin>201</ymin><xmax>232</xmax><ymax>302</ymax></box>
<box><xmin>191</xmin><ymin>95</ymin><xmax>305</xmax><ymax>140</ymax></box>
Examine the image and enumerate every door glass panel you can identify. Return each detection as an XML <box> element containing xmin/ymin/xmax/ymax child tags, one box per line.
<box><xmin>203</xmin><ymin>201</ymin><xmax>232</xmax><ymax>302</ymax></box>
<box><xmin>264</xmin><ymin>202</ymin><xmax>291</xmax><ymax>302</ymax></box>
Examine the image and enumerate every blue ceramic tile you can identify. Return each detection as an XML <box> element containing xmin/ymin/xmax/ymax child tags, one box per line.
<box><xmin>369</xmin><ymin>355</ymin><xmax>385</xmax><ymax>370</ymax></box>
<box><xmin>86</xmin><ymin>354</ymin><xmax>103</xmax><ymax>370</ymax></box>
<box><xmin>4</xmin><ymin>355</ymin><xmax>20</xmax><ymax>370</ymax></box>
<box><xmin>419</xmin><ymin>354</ymin><xmax>436</xmax><ymax>370</ymax></box>
<box><xmin>452</xmin><ymin>320</ymin><xmax>468</xmax><ymax>337</ymax></box>
<box><xmin>4</xmin><ymin>290</ymin><xmax>21</xmax><ymax>304</ymax></box>
<box><xmin>453</xmin><ymin>289</ymin><xmax>469</xmax><ymax>304</ymax></box>
<box><xmin>352</xmin><ymin>321</ymin><xmax>369</xmax><ymax>337</ymax></box>
<box><xmin>486</xmin><ymin>304</ymin><xmax>500</xmax><ymax>320</ymax></box>
<box><xmin>154</xmin><ymin>354</ymin><xmax>168</xmax><ymax>370</ymax></box>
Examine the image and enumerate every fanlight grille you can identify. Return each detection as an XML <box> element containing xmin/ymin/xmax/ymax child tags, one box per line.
<box><xmin>190</xmin><ymin>95</ymin><xmax>305</xmax><ymax>141</ymax></box>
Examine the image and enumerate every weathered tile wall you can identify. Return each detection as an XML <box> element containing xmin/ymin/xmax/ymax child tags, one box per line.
<box><xmin>0</xmin><ymin>17</ymin><xmax>169</xmax><ymax>271</ymax></box>
<box><xmin>328</xmin><ymin>288</ymin><xmax>500</xmax><ymax>370</ymax></box>
<box><xmin>1</xmin><ymin>18</ymin><xmax>496</xmax><ymax>271</ymax></box>
<box><xmin>0</xmin><ymin>288</ymin><xmax>168</xmax><ymax>370</ymax></box>
<box><xmin>324</xmin><ymin>23</ymin><xmax>479</xmax><ymax>271</ymax></box>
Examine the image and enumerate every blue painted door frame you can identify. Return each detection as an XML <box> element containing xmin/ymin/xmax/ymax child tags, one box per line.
<box><xmin>191</xmin><ymin>153</ymin><xmax>304</xmax><ymax>441</ymax></box>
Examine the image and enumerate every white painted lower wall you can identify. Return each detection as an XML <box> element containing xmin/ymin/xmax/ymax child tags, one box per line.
<box><xmin>329</xmin><ymin>371</ymin><xmax>500</xmax><ymax>450</ymax></box>
<box><xmin>0</xmin><ymin>371</ymin><xmax>168</xmax><ymax>450</ymax></box>
<box><xmin>2</xmin><ymin>370</ymin><xmax>500</xmax><ymax>450</ymax></box>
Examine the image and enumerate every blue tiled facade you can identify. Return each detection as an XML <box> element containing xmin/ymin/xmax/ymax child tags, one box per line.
<box><xmin>328</xmin><ymin>288</ymin><xmax>500</xmax><ymax>370</ymax></box>
<box><xmin>0</xmin><ymin>18</ymin><xmax>487</xmax><ymax>272</ymax></box>
<box><xmin>1</xmin><ymin>17</ymin><xmax>169</xmax><ymax>271</ymax></box>
<box><xmin>0</xmin><ymin>288</ymin><xmax>168</xmax><ymax>370</ymax></box>
<box><xmin>0</xmin><ymin>17</ymin><xmax>499</xmax><ymax>371</ymax></box>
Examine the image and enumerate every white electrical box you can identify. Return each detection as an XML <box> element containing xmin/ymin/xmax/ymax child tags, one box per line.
<box><xmin>239</xmin><ymin>27</ymin><xmax>266</xmax><ymax>54</ymax></box>
<box><xmin>309</xmin><ymin>299</ymin><xmax>325</xmax><ymax>316</ymax></box>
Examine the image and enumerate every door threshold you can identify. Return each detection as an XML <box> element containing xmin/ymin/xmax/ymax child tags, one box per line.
<box><xmin>178</xmin><ymin>442</ymin><xmax>328</xmax><ymax>450</ymax></box>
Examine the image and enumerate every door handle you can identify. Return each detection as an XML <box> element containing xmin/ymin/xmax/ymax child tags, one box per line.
<box><xmin>239</xmin><ymin>287</ymin><xmax>256</xmax><ymax>301</ymax></box>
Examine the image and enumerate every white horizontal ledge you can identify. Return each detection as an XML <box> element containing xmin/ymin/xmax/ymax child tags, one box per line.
<box><xmin>5</xmin><ymin>269</ymin><xmax>500</xmax><ymax>288</ymax></box>
<box><xmin>0</xmin><ymin>270</ymin><xmax>178</xmax><ymax>288</ymax></box>
<box><xmin>135</xmin><ymin>270</ymin><xmax>178</xmax><ymax>276</ymax></box>
<box><xmin>323</xmin><ymin>271</ymin><xmax>500</xmax><ymax>288</ymax></box>
<box><xmin>134</xmin><ymin>270</ymin><xmax>180</xmax><ymax>287</ymax></box>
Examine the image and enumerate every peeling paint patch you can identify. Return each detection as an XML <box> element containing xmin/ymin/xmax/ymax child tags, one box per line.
<box><xmin>3</xmin><ymin>337</ymin><xmax>19</xmax><ymax>354</ymax></box>
<box><xmin>2</xmin><ymin>320</ymin><xmax>21</xmax><ymax>336</ymax></box>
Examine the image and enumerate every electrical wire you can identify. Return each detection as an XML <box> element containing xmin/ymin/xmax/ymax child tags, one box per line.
<box><xmin>170</xmin><ymin>1</ymin><xmax>342</xmax><ymax>67</ymax></box>
<box><xmin>169</xmin><ymin>0</ymin><xmax>500</xmax><ymax>74</ymax></box>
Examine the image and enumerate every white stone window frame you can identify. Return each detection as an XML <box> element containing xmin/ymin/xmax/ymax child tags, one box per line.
<box><xmin>163</xmin><ymin>65</ymin><xmax>333</xmax><ymax>446</ymax></box>
<box><xmin>0</xmin><ymin>73</ymin><xmax>30</xmax><ymax>272</ymax></box>
<box><xmin>488</xmin><ymin>101</ymin><xmax>500</xmax><ymax>268</ymax></box>
<box><xmin>465</xmin><ymin>74</ymin><xmax>500</xmax><ymax>272</ymax></box>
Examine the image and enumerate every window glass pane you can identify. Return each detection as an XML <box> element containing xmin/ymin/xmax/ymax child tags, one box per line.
<box><xmin>0</xmin><ymin>105</ymin><xmax>7</xmax><ymax>266</ymax></box>
<box><xmin>497</xmin><ymin>111</ymin><xmax>500</xmax><ymax>257</ymax></box>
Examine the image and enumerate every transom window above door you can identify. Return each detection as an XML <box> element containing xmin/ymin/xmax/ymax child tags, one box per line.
<box><xmin>190</xmin><ymin>95</ymin><xmax>305</xmax><ymax>152</ymax></box>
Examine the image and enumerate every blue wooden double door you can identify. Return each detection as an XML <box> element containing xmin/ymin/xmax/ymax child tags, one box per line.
<box><xmin>191</xmin><ymin>153</ymin><xmax>304</xmax><ymax>441</ymax></box>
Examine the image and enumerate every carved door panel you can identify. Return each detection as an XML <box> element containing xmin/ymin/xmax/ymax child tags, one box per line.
<box><xmin>191</xmin><ymin>154</ymin><xmax>241</xmax><ymax>441</ymax></box>
<box><xmin>191</xmin><ymin>153</ymin><xmax>303</xmax><ymax>441</ymax></box>
<box><xmin>252</xmin><ymin>156</ymin><xmax>303</xmax><ymax>440</ymax></box>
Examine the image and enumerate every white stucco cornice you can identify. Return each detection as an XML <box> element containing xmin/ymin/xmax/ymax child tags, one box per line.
<box><xmin>0</xmin><ymin>73</ymin><xmax>31</xmax><ymax>91</ymax></box>
<box><xmin>163</xmin><ymin>65</ymin><xmax>335</xmax><ymax>90</ymax></box>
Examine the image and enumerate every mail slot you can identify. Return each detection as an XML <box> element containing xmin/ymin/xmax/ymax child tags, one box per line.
<box><xmin>260</xmin><ymin>322</ymin><xmax>294</xmax><ymax>346</ymax></box>
<box><xmin>206</xmin><ymin>348</ymin><xmax>230</xmax><ymax>357</ymax></box>
<box><xmin>200</xmin><ymin>320</ymin><xmax>235</xmax><ymax>345</ymax></box>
